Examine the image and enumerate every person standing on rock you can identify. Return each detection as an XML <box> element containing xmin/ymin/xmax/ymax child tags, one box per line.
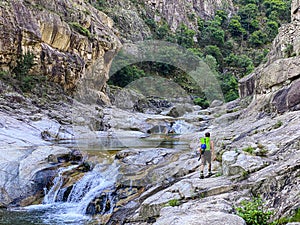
<box><xmin>199</xmin><ymin>132</ymin><xmax>215</xmax><ymax>179</ymax></box>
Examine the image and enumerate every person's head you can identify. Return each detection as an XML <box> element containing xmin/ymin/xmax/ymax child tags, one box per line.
<box><xmin>205</xmin><ymin>132</ymin><xmax>210</xmax><ymax>137</ymax></box>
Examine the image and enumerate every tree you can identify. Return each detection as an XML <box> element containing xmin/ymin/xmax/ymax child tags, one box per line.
<box><xmin>203</xmin><ymin>45</ymin><xmax>223</xmax><ymax>69</ymax></box>
<box><xmin>219</xmin><ymin>73</ymin><xmax>239</xmax><ymax>102</ymax></box>
<box><xmin>238</xmin><ymin>4</ymin><xmax>259</xmax><ymax>32</ymax></box>
<box><xmin>224</xmin><ymin>53</ymin><xmax>254</xmax><ymax>77</ymax></box>
<box><xmin>156</xmin><ymin>22</ymin><xmax>170</xmax><ymax>40</ymax></box>
<box><xmin>265</xmin><ymin>20</ymin><xmax>279</xmax><ymax>40</ymax></box>
<box><xmin>228</xmin><ymin>16</ymin><xmax>247</xmax><ymax>38</ymax></box>
<box><xmin>249</xmin><ymin>30</ymin><xmax>268</xmax><ymax>46</ymax></box>
<box><xmin>263</xmin><ymin>0</ymin><xmax>289</xmax><ymax>20</ymax></box>
<box><xmin>199</xmin><ymin>16</ymin><xmax>225</xmax><ymax>46</ymax></box>
<box><xmin>238</xmin><ymin>0</ymin><xmax>259</xmax><ymax>4</ymax></box>
<box><xmin>108</xmin><ymin>65</ymin><xmax>147</xmax><ymax>87</ymax></box>
<box><xmin>176</xmin><ymin>24</ymin><xmax>196</xmax><ymax>48</ymax></box>
<box><xmin>215</xmin><ymin>10</ymin><xmax>228</xmax><ymax>27</ymax></box>
<box><xmin>12</xmin><ymin>52</ymin><xmax>35</xmax><ymax>80</ymax></box>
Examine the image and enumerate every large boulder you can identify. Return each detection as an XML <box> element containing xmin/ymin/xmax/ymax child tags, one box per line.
<box><xmin>222</xmin><ymin>151</ymin><xmax>268</xmax><ymax>177</ymax></box>
<box><xmin>0</xmin><ymin>144</ymin><xmax>73</xmax><ymax>206</ymax></box>
<box><xmin>155</xmin><ymin>209</ymin><xmax>246</xmax><ymax>225</ymax></box>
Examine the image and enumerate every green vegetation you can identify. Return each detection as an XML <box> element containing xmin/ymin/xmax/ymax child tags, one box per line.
<box><xmin>0</xmin><ymin>52</ymin><xmax>49</xmax><ymax>93</ymax></box>
<box><xmin>241</xmin><ymin>170</ymin><xmax>249</xmax><ymax>179</ymax></box>
<box><xmin>243</xmin><ymin>146</ymin><xmax>255</xmax><ymax>155</ymax></box>
<box><xmin>215</xmin><ymin>171</ymin><xmax>223</xmax><ymax>177</ymax></box>
<box><xmin>107</xmin><ymin>0</ymin><xmax>291</xmax><ymax>104</ymax></box>
<box><xmin>193</xmin><ymin>97</ymin><xmax>210</xmax><ymax>109</ymax></box>
<box><xmin>273</xmin><ymin>120</ymin><xmax>283</xmax><ymax>129</ymax></box>
<box><xmin>256</xmin><ymin>143</ymin><xmax>268</xmax><ymax>156</ymax></box>
<box><xmin>12</xmin><ymin>52</ymin><xmax>37</xmax><ymax>92</ymax></box>
<box><xmin>69</xmin><ymin>22</ymin><xmax>91</xmax><ymax>38</ymax></box>
<box><xmin>12</xmin><ymin>52</ymin><xmax>35</xmax><ymax>81</ymax></box>
<box><xmin>167</xmin><ymin>199</ymin><xmax>180</xmax><ymax>207</ymax></box>
<box><xmin>274</xmin><ymin>208</ymin><xmax>300</xmax><ymax>224</ymax></box>
<box><xmin>236</xmin><ymin>196</ymin><xmax>273</xmax><ymax>225</ymax></box>
<box><xmin>284</xmin><ymin>44</ymin><xmax>297</xmax><ymax>57</ymax></box>
<box><xmin>108</xmin><ymin>65</ymin><xmax>148</xmax><ymax>87</ymax></box>
<box><xmin>237</xmin><ymin>197</ymin><xmax>300</xmax><ymax>225</ymax></box>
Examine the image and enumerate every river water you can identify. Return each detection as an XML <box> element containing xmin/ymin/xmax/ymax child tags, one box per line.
<box><xmin>0</xmin><ymin>133</ymin><xmax>190</xmax><ymax>225</ymax></box>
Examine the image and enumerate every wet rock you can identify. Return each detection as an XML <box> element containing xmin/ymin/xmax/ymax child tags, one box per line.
<box><xmin>41</xmin><ymin>126</ymin><xmax>74</xmax><ymax>141</ymax></box>
<box><xmin>86</xmin><ymin>189</ymin><xmax>116</xmax><ymax>215</ymax></box>
<box><xmin>166</xmin><ymin>103</ymin><xmax>194</xmax><ymax>118</ymax></box>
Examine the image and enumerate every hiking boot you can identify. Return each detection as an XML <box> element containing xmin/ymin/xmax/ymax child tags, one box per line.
<box><xmin>208</xmin><ymin>171</ymin><xmax>212</xmax><ymax>177</ymax></box>
<box><xmin>199</xmin><ymin>174</ymin><xmax>204</xmax><ymax>179</ymax></box>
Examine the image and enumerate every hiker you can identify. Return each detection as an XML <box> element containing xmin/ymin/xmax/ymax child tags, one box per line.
<box><xmin>199</xmin><ymin>132</ymin><xmax>215</xmax><ymax>179</ymax></box>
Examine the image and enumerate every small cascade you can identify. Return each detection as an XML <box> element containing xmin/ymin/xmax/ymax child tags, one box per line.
<box><xmin>172</xmin><ymin>120</ymin><xmax>196</xmax><ymax>134</ymax></box>
<box><xmin>43</xmin><ymin>165</ymin><xmax>79</xmax><ymax>204</ymax></box>
<box><xmin>40</xmin><ymin>161</ymin><xmax>119</xmax><ymax>220</ymax></box>
<box><xmin>67</xmin><ymin>162</ymin><xmax>119</xmax><ymax>214</ymax></box>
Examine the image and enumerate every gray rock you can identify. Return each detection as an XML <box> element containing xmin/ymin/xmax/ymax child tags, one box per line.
<box><xmin>166</xmin><ymin>103</ymin><xmax>195</xmax><ymax>118</ymax></box>
<box><xmin>222</xmin><ymin>151</ymin><xmax>239</xmax><ymax>176</ymax></box>
<box><xmin>155</xmin><ymin>211</ymin><xmax>245</xmax><ymax>225</ymax></box>
<box><xmin>137</xmin><ymin>176</ymin><xmax>233</xmax><ymax>219</ymax></box>
<box><xmin>0</xmin><ymin>145</ymin><xmax>71</xmax><ymax>205</ymax></box>
<box><xmin>210</xmin><ymin>100</ymin><xmax>224</xmax><ymax>108</ymax></box>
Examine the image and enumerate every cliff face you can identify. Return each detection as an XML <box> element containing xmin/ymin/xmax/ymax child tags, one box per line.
<box><xmin>292</xmin><ymin>0</ymin><xmax>300</xmax><ymax>21</ymax></box>
<box><xmin>106</xmin><ymin>0</ymin><xmax>234</xmax><ymax>41</ymax></box>
<box><xmin>0</xmin><ymin>0</ymin><xmax>121</xmax><ymax>99</ymax></box>
<box><xmin>0</xmin><ymin>0</ymin><xmax>233</xmax><ymax>99</ymax></box>
<box><xmin>142</xmin><ymin>0</ymin><xmax>234</xmax><ymax>31</ymax></box>
<box><xmin>239</xmin><ymin>0</ymin><xmax>300</xmax><ymax>114</ymax></box>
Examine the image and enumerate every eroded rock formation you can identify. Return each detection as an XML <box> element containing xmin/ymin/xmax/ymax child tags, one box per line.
<box><xmin>0</xmin><ymin>0</ymin><xmax>121</xmax><ymax>102</ymax></box>
<box><xmin>239</xmin><ymin>0</ymin><xmax>300</xmax><ymax>114</ymax></box>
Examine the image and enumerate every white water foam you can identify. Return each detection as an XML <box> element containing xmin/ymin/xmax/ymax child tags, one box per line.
<box><xmin>23</xmin><ymin>161</ymin><xmax>119</xmax><ymax>224</ymax></box>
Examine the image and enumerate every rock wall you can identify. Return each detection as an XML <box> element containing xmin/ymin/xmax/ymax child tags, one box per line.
<box><xmin>0</xmin><ymin>0</ymin><xmax>121</xmax><ymax>100</ymax></box>
<box><xmin>292</xmin><ymin>0</ymin><xmax>300</xmax><ymax>21</ymax></box>
<box><xmin>106</xmin><ymin>0</ymin><xmax>234</xmax><ymax>41</ymax></box>
<box><xmin>239</xmin><ymin>0</ymin><xmax>300</xmax><ymax>114</ymax></box>
<box><xmin>143</xmin><ymin>0</ymin><xmax>235</xmax><ymax>31</ymax></box>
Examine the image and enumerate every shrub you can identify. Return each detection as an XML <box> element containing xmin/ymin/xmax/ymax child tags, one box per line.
<box><xmin>236</xmin><ymin>196</ymin><xmax>273</xmax><ymax>225</ymax></box>
<box><xmin>12</xmin><ymin>52</ymin><xmax>35</xmax><ymax>81</ymax></box>
<box><xmin>70</xmin><ymin>22</ymin><xmax>91</xmax><ymax>38</ymax></box>
<box><xmin>273</xmin><ymin>120</ymin><xmax>283</xmax><ymax>129</ymax></box>
<box><xmin>243</xmin><ymin>146</ymin><xmax>255</xmax><ymax>155</ymax></box>
<box><xmin>284</xmin><ymin>44</ymin><xmax>295</xmax><ymax>58</ymax></box>
<box><xmin>167</xmin><ymin>199</ymin><xmax>180</xmax><ymax>207</ymax></box>
<box><xmin>193</xmin><ymin>97</ymin><xmax>209</xmax><ymax>109</ymax></box>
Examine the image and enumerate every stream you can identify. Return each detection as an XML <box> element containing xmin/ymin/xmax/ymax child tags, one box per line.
<box><xmin>0</xmin><ymin>132</ymin><xmax>190</xmax><ymax>225</ymax></box>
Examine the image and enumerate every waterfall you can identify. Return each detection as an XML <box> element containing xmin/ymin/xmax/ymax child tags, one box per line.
<box><xmin>43</xmin><ymin>165</ymin><xmax>79</xmax><ymax>204</ymax></box>
<box><xmin>41</xmin><ymin>161</ymin><xmax>119</xmax><ymax>217</ymax></box>
<box><xmin>67</xmin><ymin>162</ymin><xmax>119</xmax><ymax>214</ymax></box>
<box><xmin>172</xmin><ymin>120</ymin><xmax>196</xmax><ymax>134</ymax></box>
